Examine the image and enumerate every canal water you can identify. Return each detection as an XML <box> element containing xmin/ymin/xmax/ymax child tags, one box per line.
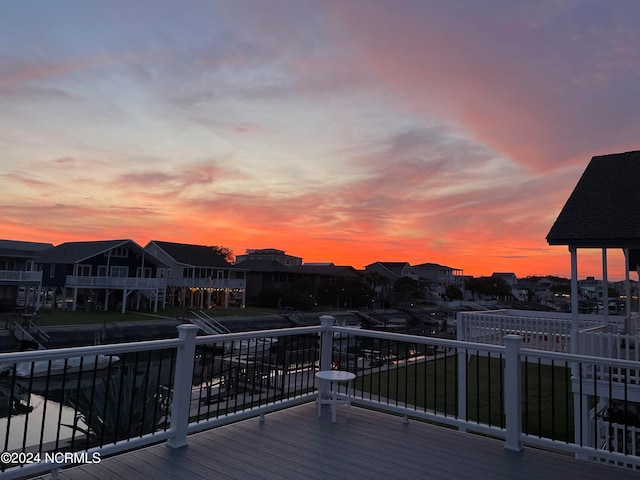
<box><xmin>0</xmin><ymin>350</ymin><xmax>177</xmax><ymax>453</ymax></box>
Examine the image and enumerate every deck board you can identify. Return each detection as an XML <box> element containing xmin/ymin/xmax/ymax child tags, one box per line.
<box><xmin>28</xmin><ymin>403</ymin><xmax>639</xmax><ymax>480</ymax></box>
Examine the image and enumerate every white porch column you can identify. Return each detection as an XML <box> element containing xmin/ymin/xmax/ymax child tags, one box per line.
<box><xmin>601</xmin><ymin>248</ymin><xmax>609</xmax><ymax>327</ymax></box>
<box><xmin>624</xmin><ymin>249</ymin><xmax>631</xmax><ymax>333</ymax></box>
<box><xmin>72</xmin><ymin>287</ymin><xmax>78</xmax><ymax>312</ymax></box>
<box><xmin>62</xmin><ymin>287</ymin><xmax>67</xmax><ymax>310</ymax></box>
<box><xmin>569</xmin><ymin>245</ymin><xmax>579</xmax><ymax>354</ymax></box>
<box><xmin>35</xmin><ymin>285</ymin><xmax>41</xmax><ymax>312</ymax></box>
<box><xmin>121</xmin><ymin>289</ymin><xmax>127</xmax><ymax>313</ymax></box>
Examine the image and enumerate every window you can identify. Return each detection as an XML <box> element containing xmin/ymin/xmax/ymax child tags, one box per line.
<box><xmin>77</xmin><ymin>264</ymin><xmax>92</xmax><ymax>276</ymax></box>
<box><xmin>110</xmin><ymin>266</ymin><xmax>128</xmax><ymax>277</ymax></box>
<box><xmin>105</xmin><ymin>246</ymin><xmax>128</xmax><ymax>258</ymax></box>
<box><xmin>136</xmin><ymin>267</ymin><xmax>151</xmax><ymax>278</ymax></box>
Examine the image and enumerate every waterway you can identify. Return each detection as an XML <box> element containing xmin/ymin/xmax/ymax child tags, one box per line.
<box><xmin>0</xmin><ymin>350</ymin><xmax>176</xmax><ymax>453</ymax></box>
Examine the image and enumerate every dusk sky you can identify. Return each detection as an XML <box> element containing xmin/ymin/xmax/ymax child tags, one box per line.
<box><xmin>2</xmin><ymin>1</ymin><xmax>640</xmax><ymax>280</ymax></box>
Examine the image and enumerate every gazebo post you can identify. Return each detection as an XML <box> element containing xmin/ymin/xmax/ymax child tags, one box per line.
<box><xmin>569</xmin><ymin>245</ymin><xmax>579</xmax><ymax>355</ymax></box>
<box><xmin>601</xmin><ymin>248</ymin><xmax>609</xmax><ymax>327</ymax></box>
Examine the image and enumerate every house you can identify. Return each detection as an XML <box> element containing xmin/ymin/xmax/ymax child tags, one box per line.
<box><xmin>235</xmin><ymin>248</ymin><xmax>302</xmax><ymax>267</ymax></box>
<box><xmin>236</xmin><ymin>249</ymin><xmax>363</xmax><ymax>306</ymax></box>
<box><xmin>144</xmin><ymin>240</ymin><xmax>246</xmax><ymax>309</ymax></box>
<box><xmin>364</xmin><ymin>262</ymin><xmax>414</xmax><ymax>283</ymax></box>
<box><xmin>413</xmin><ymin>262</ymin><xmax>464</xmax><ymax>292</ymax></box>
<box><xmin>492</xmin><ymin>272</ymin><xmax>523</xmax><ymax>300</ymax></box>
<box><xmin>36</xmin><ymin>239</ymin><xmax>168</xmax><ymax>313</ymax></box>
<box><xmin>0</xmin><ymin>239</ymin><xmax>53</xmax><ymax>310</ymax></box>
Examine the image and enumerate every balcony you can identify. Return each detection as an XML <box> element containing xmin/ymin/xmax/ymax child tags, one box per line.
<box><xmin>65</xmin><ymin>276</ymin><xmax>167</xmax><ymax>289</ymax></box>
<box><xmin>164</xmin><ymin>277</ymin><xmax>245</xmax><ymax>289</ymax></box>
<box><xmin>1</xmin><ymin>315</ymin><xmax>639</xmax><ymax>479</ymax></box>
<box><xmin>0</xmin><ymin>270</ymin><xmax>42</xmax><ymax>284</ymax></box>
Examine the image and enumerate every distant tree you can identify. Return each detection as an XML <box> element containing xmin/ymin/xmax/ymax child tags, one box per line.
<box><xmin>393</xmin><ymin>277</ymin><xmax>427</xmax><ymax>302</ymax></box>
<box><xmin>465</xmin><ymin>277</ymin><xmax>511</xmax><ymax>300</ymax></box>
<box><xmin>210</xmin><ymin>246</ymin><xmax>234</xmax><ymax>263</ymax></box>
<box><xmin>255</xmin><ymin>280</ymin><xmax>315</xmax><ymax>311</ymax></box>
<box><xmin>365</xmin><ymin>271</ymin><xmax>390</xmax><ymax>307</ymax></box>
<box><xmin>444</xmin><ymin>285</ymin><xmax>463</xmax><ymax>301</ymax></box>
<box><xmin>318</xmin><ymin>278</ymin><xmax>371</xmax><ymax>309</ymax></box>
<box><xmin>551</xmin><ymin>283</ymin><xmax>570</xmax><ymax>294</ymax></box>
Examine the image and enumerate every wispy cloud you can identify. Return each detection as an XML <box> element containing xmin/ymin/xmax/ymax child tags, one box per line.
<box><xmin>0</xmin><ymin>0</ymin><xmax>637</xmax><ymax>278</ymax></box>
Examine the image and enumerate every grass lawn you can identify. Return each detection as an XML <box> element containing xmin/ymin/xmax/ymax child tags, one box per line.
<box><xmin>26</xmin><ymin>306</ymin><xmax>280</xmax><ymax>327</ymax></box>
<box><xmin>356</xmin><ymin>355</ymin><xmax>574</xmax><ymax>442</ymax></box>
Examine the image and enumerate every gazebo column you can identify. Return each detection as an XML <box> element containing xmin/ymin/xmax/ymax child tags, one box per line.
<box><xmin>569</xmin><ymin>245</ymin><xmax>579</xmax><ymax>354</ymax></box>
<box><xmin>601</xmin><ymin>248</ymin><xmax>609</xmax><ymax>327</ymax></box>
<box><xmin>569</xmin><ymin>245</ymin><xmax>587</xmax><ymax>457</ymax></box>
<box><xmin>624</xmin><ymin>249</ymin><xmax>631</xmax><ymax>334</ymax></box>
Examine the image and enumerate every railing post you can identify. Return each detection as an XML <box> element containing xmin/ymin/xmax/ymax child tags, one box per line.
<box><xmin>456</xmin><ymin>312</ymin><xmax>468</xmax><ymax>432</ymax></box>
<box><xmin>504</xmin><ymin>334</ymin><xmax>523</xmax><ymax>452</ymax></box>
<box><xmin>167</xmin><ymin>324</ymin><xmax>199</xmax><ymax>448</ymax></box>
<box><xmin>318</xmin><ymin>315</ymin><xmax>335</xmax><ymax>400</ymax></box>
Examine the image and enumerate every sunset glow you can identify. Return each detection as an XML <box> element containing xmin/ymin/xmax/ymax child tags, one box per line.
<box><xmin>2</xmin><ymin>1</ymin><xmax>639</xmax><ymax>280</ymax></box>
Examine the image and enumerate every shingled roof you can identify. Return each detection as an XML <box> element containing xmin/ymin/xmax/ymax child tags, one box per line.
<box><xmin>149</xmin><ymin>241</ymin><xmax>231</xmax><ymax>268</ymax></box>
<box><xmin>546</xmin><ymin>151</ymin><xmax>640</xmax><ymax>248</ymax></box>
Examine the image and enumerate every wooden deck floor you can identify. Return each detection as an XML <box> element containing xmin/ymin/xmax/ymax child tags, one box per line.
<box><xmin>31</xmin><ymin>403</ymin><xmax>638</xmax><ymax>480</ymax></box>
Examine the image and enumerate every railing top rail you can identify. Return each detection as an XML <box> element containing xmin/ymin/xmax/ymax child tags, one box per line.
<box><xmin>520</xmin><ymin>345</ymin><xmax>640</xmax><ymax>368</ymax></box>
<box><xmin>194</xmin><ymin>325</ymin><xmax>321</xmax><ymax>345</ymax></box>
<box><xmin>459</xmin><ymin>308</ymin><xmax>608</xmax><ymax>323</ymax></box>
<box><xmin>0</xmin><ymin>337</ymin><xmax>183</xmax><ymax>363</ymax></box>
<box><xmin>333</xmin><ymin>325</ymin><xmax>506</xmax><ymax>354</ymax></box>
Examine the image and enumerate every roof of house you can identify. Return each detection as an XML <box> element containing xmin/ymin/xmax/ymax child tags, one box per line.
<box><xmin>237</xmin><ymin>258</ymin><xmax>360</xmax><ymax>277</ymax></box>
<box><xmin>148</xmin><ymin>241</ymin><xmax>231</xmax><ymax>268</ymax></box>
<box><xmin>37</xmin><ymin>240</ymin><xmax>134</xmax><ymax>264</ymax></box>
<box><xmin>547</xmin><ymin>151</ymin><xmax>640</xmax><ymax>248</ymax></box>
<box><xmin>365</xmin><ymin>262</ymin><xmax>410</xmax><ymax>278</ymax></box>
<box><xmin>0</xmin><ymin>240</ymin><xmax>54</xmax><ymax>258</ymax></box>
<box><xmin>298</xmin><ymin>264</ymin><xmax>361</xmax><ymax>277</ymax></box>
<box><xmin>413</xmin><ymin>262</ymin><xmax>455</xmax><ymax>270</ymax></box>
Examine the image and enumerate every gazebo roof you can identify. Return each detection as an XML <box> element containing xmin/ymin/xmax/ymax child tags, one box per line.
<box><xmin>546</xmin><ymin>150</ymin><xmax>640</xmax><ymax>249</ymax></box>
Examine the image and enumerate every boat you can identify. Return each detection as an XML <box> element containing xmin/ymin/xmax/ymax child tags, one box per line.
<box><xmin>232</xmin><ymin>338</ymin><xmax>277</xmax><ymax>357</ymax></box>
<box><xmin>11</xmin><ymin>354</ymin><xmax>119</xmax><ymax>378</ymax></box>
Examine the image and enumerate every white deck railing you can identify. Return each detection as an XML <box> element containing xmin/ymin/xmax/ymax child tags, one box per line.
<box><xmin>2</xmin><ymin>316</ymin><xmax>640</xmax><ymax>479</ymax></box>
<box><xmin>457</xmin><ymin>309</ymin><xmax>609</xmax><ymax>352</ymax></box>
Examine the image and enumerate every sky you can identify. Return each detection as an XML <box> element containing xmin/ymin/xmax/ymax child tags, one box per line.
<box><xmin>2</xmin><ymin>0</ymin><xmax>640</xmax><ymax>280</ymax></box>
